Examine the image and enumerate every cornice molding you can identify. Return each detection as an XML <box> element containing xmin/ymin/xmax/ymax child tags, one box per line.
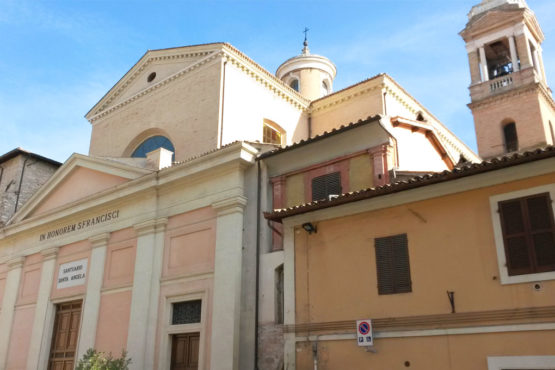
<box><xmin>468</xmin><ymin>82</ymin><xmax>550</xmax><ymax>110</ymax></box>
<box><xmin>310</xmin><ymin>82</ymin><xmax>383</xmax><ymax>114</ymax></box>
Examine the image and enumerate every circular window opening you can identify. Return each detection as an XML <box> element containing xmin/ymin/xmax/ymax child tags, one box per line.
<box><xmin>147</xmin><ymin>72</ymin><xmax>157</xmax><ymax>83</ymax></box>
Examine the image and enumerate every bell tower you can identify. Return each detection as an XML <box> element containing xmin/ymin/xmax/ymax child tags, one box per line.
<box><xmin>461</xmin><ymin>0</ymin><xmax>555</xmax><ymax>158</ymax></box>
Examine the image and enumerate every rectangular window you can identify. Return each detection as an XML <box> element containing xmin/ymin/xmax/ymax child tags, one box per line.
<box><xmin>311</xmin><ymin>172</ymin><xmax>342</xmax><ymax>201</ymax></box>
<box><xmin>374</xmin><ymin>234</ymin><xmax>412</xmax><ymax>295</ymax></box>
<box><xmin>498</xmin><ymin>193</ymin><xmax>555</xmax><ymax>276</ymax></box>
<box><xmin>172</xmin><ymin>300</ymin><xmax>202</xmax><ymax>325</ymax></box>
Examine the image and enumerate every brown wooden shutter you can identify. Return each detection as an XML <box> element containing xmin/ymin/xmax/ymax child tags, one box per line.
<box><xmin>499</xmin><ymin>193</ymin><xmax>555</xmax><ymax>276</ymax></box>
<box><xmin>311</xmin><ymin>172</ymin><xmax>342</xmax><ymax>201</ymax></box>
<box><xmin>375</xmin><ymin>234</ymin><xmax>412</xmax><ymax>295</ymax></box>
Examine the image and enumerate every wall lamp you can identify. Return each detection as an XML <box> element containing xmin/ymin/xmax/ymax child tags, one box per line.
<box><xmin>302</xmin><ymin>222</ymin><xmax>317</xmax><ymax>234</ymax></box>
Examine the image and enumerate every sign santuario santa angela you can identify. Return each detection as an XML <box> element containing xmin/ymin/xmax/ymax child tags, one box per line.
<box><xmin>57</xmin><ymin>258</ymin><xmax>88</xmax><ymax>289</ymax></box>
<box><xmin>39</xmin><ymin>210</ymin><xmax>120</xmax><ymax>241</ymax></box>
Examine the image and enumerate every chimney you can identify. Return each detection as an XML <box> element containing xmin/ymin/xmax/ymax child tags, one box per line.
<box><xmin>146</xmin><ymin>148</ymin><xmax>173</xmax><ymax>170</ymax></box>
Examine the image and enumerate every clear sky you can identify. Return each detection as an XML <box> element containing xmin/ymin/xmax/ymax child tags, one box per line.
<box><xmin>1</xmin><ymin>0</ymin><xmax>554</xmax><ymax>162</ymax></box>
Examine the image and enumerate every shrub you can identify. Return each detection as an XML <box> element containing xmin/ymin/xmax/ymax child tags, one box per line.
<box><xmin>75</xmin><ymin>348</ymin><xmax>131</xmax><ymax>370</ymax></box>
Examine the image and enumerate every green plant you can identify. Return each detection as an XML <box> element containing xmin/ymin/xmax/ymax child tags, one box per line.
<box><xmin>75</xmin><ymin>348</ymin><xmax>131</xmax><ymax>370</ymax></box>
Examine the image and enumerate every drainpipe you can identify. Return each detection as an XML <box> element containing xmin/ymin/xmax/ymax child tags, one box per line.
<box><xmin>14</xmin><ymin>156</ymin><xmax>30</xmax><ymax>213</ymax></box>
<box><xmin>312</xmin><ymin>341</ymin><xmax>319</xmax><ymax>370</ymax></box>
<box><xmin>254</xmin><ymin>159</ymin><xmax>262</xmax><ymax>369</ymax></box>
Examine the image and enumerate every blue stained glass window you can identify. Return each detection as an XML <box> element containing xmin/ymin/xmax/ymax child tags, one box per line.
<box><xmin>131</xmin><ymin>136</ymin><xmax>175</xmax><ymax>159</ymax></box>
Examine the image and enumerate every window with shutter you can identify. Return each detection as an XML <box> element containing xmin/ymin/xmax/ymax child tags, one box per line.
<box><xmin>499</xmin><ymin>193</ymin><xmax>555</xmax><ymax>276</ymax></box>
<box><xmin>311</xmin><ymin>172</ymin><xmax>342</xmax><ymax>201</ymax></box>
<box><xmin>374</xmin><ymin>233</ymin><xmax>412</xmax><ymax>295</ymax></box>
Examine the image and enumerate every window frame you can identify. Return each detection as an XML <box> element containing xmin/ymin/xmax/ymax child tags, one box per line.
<box><xmin>159</xmin><ymin>292</ymin><xmax>207</xmax><ymax>370</ymax></box>
<box><xmin>374</xmin><ymin>233</ymin><xmax>412</xmax><ymax>295</ymax></box>
<box><xmin>262</xmin><ymin>121</ymin><xmax>285</xmax><ymax>146</ymax></box>
<box><xmin>311</xmin><ymin>171</ymin><xmax>342</xmax><ymax>202</ymax></box>
<box><xmin>490</xmin><ymin>184</ymin><xmax>555</xmax><ymax>285</ymax></box>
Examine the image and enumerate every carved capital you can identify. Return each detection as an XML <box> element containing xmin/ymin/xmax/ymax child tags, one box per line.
<box><xmin>212</xmin><ymin>195</ymin><xmax>247</xmax><ymax>216</ymax></box>
<box><xmin>41</xmin><ymin>247</ymin><xmax>59</xmax><ymax>261</ymax></box>
<box><xmin>134</xmin><ymin>217</ymin><xmax>168</xmax><ymax>237</ymax></box>
<box><xmin>89</xmin><ymin>232</ymin><xmax>111</xmax><ymax>249</ymax></box>
<box><xmin>7</xmin><ymin>256</ymin><xmax>25</xmax><ymax>270</ymax></box>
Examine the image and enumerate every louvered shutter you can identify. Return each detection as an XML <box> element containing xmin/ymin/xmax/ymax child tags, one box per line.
<box><xmin>499</xmin><ymin>193</ymin><xmax>555</xmax><ymax>276</ymax></box>
<box><xmin>311</xmin><ymin>172</ymin><xmax>342</xmax><ymax>201</ymax></box>
<box><xmin>527</xmin><ymin>194</ymin><xmax>555</xmax><ymax>272</ymax></box>
<box><xmin>375</xmin><ymin>234</ymin><xmax>412</xmax><ymax>295</ymax></box>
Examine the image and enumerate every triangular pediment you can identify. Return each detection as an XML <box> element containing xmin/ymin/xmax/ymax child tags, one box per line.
<box><xmin>462</xmin><ymin>9</ymin><xmax>524</xmax><ymax>40</ymax></box>
<box><xmin>86</xmin><ymin>43</ymin><xmax>226</xmax><ymax>118</ymax></box>
<box><xmin>12</xmin><ymin>154</ymin><xmax>152</xmax><ymax>223</ymax></box>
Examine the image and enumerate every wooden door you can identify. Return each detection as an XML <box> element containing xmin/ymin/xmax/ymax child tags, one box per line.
<box><xmin>48</xmin><ymin>300</ymin><xmax>82</xmax><ymax>370</ymax></box>
<box><xmin>171</xmin><ymin>333</ymin><xmax>200</xmax><ymax>370</ymax></box>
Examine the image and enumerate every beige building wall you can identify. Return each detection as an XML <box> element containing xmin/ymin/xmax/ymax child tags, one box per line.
<box><xmin>89</xmin><ymin>60</ymin><xmax>223</xmax><ymax>162</ymax></box>
<box><xmin>222</xmin><ymin>62</ymin><xmax>307</xmax><ymax>146</ymax></box>
<box><xmin>292</xmin><ymin>172</ymin><xmax>555</xmax><ymax>369</ymax></box>
<box><xmin>472</xmin><ymin>89</ymin><xmax>553</xmax><ymax>158</ymax></box>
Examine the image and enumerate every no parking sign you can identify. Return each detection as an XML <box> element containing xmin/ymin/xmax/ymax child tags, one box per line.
<box><xmin>356</xmin><ymin>319</ymin><xmax>373</xmax><ymax>347</ymax></box>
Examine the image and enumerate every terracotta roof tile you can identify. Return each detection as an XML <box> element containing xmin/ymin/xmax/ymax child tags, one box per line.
<box><xmin>264</xmin><ymin>146</ymin><xmax>555</xmax><ymax>222</ymax></box>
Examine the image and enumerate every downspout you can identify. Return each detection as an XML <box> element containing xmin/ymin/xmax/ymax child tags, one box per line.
<box><xmin>254</xmin><ymin>160</ymin><xmax>262</xmax><ymax>369</ymax></box>
<box><xmin>308</xmin><ymin>114</ymin><xmax>312</xmax><ymax>138</ymax></box>
<box><xmin>14</xmin><ymin>156</ymin><xmax>30</xmax><ymax>213</ymax></box>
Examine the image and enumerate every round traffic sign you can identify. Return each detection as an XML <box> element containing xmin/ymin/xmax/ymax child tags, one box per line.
<box><xmin>358</xmin><ymin>321</ymin><xmax>370</xmax><ymax>335</ymax></box>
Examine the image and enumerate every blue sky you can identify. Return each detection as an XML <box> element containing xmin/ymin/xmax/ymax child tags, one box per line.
<box><xmin>1</xmin><ymin>0</ymin><xmax>554</xmax><ymax>162</ymax></box>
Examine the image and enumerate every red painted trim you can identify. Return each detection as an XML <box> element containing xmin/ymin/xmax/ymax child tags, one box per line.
<box><xmin>304</xmin><ymin>160</ymin><xmax>350</xmax><ymax>202</ymax></box>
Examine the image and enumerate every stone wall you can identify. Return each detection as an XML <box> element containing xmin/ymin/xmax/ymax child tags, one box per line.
<box><xmin>258</xmin><ymin>323</ymin><xmax>284</xmax><ymax>370</ymax></box>
<box><xmin>0</xmin><ymin>154</ymin><xmax>59</xmax><ymax>225</ymax></box>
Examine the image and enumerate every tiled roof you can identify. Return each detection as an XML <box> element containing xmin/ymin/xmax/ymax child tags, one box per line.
<box><xmin>264</xmin><ymin>146</ymin><xmax>555</xmax><ymax>222</ymax></box>
<box><xmin>257</xmin><ymin>115</ymin><xmax>383</xmax><ymax>159</ymax></box>
<box><xmin>0</xmin><ymin>148</ymin><xmax>61</xmax><ymax>166</ymax></box>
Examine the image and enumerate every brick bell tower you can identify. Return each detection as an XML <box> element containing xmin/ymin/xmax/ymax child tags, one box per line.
<box><xmin>461</xmin><ymin>0</ymin><xmax>555</xmax><ymax>158</ymax></box>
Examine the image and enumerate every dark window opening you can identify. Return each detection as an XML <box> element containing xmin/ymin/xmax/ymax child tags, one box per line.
<box><xmin>275</xmin><ymin>265</ymin><xmax>284</xmax><ymax>324</ymax></box>
<box><xmin>486</xmin><ymin>40</ymin><xmax>515</xmax><ymax>79</ymax></box>
<box><xmin>132</xmin><ymin>135</ymin><xmax>175</xmax><ymax>160</ymax></box>
<box><xmin>311</xmin><ymin>172</ymin><xmax>342</xmax><ymax>201</ymax></box>
<box><xmin>289</xmin><ymin>79</ymin><xmax>299</xmax><ymax>92</ymax></box>
<box><xmin>499</xmin><ymin>193</ymin><xmax>555</xmax><ymax>276</ymax></box>
<box><xmin>375</xmin><ymin>234</ymin><xmax>412</xmax><ymax>295</ymax></box>
<box><xmin>503</xmin><ymin>122</ymin><xmax>518</xmax><ymax>153</ymax></box>
<box><xmin>147</xmin><ymin>72</ymin><xmax>157</xmax><ymax>82</ymax></box>
<box><xmin>172</xmin><ymin>300</ymin><xmax>202</xmax><ymax>325</ymax></box>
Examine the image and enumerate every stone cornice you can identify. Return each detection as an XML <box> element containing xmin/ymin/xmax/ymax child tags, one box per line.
<box><xmin>468</xmin><ymin>82</ymin><xmax>552</xmax><ymax>110</ymax></box>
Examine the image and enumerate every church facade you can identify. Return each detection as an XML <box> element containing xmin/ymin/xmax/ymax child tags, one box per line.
<box><xmin>0</xmin><ymin>1</ymin><xmax>553</xmax><ymax>370</ymax></box>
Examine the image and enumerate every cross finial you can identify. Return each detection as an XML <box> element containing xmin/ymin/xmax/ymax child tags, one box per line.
<box><xmin>302</xmin><ymin>27</ymin><xmax>310</xmax><ymax>55</ymax></box>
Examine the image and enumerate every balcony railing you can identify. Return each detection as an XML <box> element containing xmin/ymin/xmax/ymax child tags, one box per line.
<box><xmin>490</xmin><ymin>75</ymin><xmax>513</xmax><ymax>92</ymax></box>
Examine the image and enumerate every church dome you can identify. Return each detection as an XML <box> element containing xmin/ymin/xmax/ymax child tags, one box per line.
<box><xmin>276</xmin><ymin>36</ymin><xmax>336</xmax><ymax>101</ymax></box>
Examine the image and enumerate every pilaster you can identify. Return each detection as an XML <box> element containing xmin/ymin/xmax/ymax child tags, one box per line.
<box><xmin>127</xmin><ymin>219</ymin><xmax>167</xmax><ymax>370</ymax></box>
<box><xmin>0</xmin><ymin>256</ymin><xmax>25</xmax><ymax>370</ymax></box>
<box><xmin>369</xmin><ymin>144</ymin><xmax>391</xmax><ymax>187</ymax></box>
<box><xmin>282</xmin><ymin>225</ymin><xmax>296</xmax><ymax>370</ymax></box>
<box><xmin>144</xmin><ymin>218</ymin><xmax>168</xmax><ymax>369</ymax></box>
<box><xmin>76</xmin><ymin>233</ymin><xmax>110</xmax><ymax>361</ymax></box>
<box><xmin>210</xmin><ymin>195</ymin><xmax>247</xmax><ymax>370</ymax></box>
<box><xmin>479</xmin><ymin>46</ymin><xmax>489</xmax><ymax>82</ymax></box>
<box><xmin>26</xmin><ymin>247</ymin><xmax>58</xmax><ymax>370</ymax></box>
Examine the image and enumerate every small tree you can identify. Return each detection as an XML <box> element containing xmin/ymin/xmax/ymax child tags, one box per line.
<box><xmin>75</xmin><ymin>348</ymin><xmax>131</xmax><ymax>370</ymax></box>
